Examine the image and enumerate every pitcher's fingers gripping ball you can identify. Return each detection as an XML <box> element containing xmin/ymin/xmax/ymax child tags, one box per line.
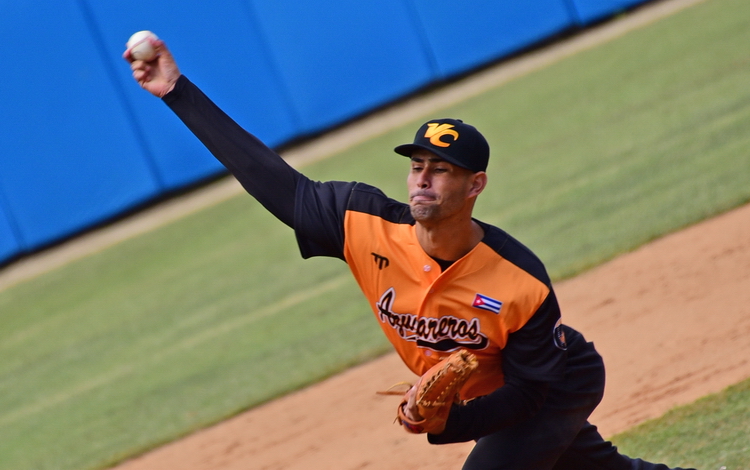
<box><xmin>397</xmin><ymin>350</ymin><xmax>478</xmax><ymax>434</ymax></box>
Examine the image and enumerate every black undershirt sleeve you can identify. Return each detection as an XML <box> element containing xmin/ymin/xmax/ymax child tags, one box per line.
<box><xmin>428</xmin><ymin>376</ymin><xmax>549</xmax><ymax>444</ymax></box>
<box><xmin>163</xmin><ymin>75</ymin><xmax>301</xmax><ymax>227</ymax></box>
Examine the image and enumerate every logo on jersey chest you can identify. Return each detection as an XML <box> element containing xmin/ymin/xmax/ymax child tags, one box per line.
<box><xmin>370</xmin><ymin>252</ymin><xmax>389</xmax><ymax>270</ymax></box>
<box><xmin>375</xmin><ymin>288</ymin><xmax>489</xmax><ymax>351</ymax></box>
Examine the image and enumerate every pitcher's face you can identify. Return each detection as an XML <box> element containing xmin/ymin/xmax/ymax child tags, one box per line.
<box><xmin>407</xmin><ymin>150</ymin><xmax>479</xmax><ymax>223</ymax></box>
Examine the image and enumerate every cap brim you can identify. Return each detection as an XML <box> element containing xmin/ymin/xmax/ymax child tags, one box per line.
<box><xmin>394</xmin><ymin>143</ymin><xmax>423</xmax><ymax>157</ymax></box>
<box><xmin>394</xmin><ymin>143</ymin><xmax>469</xmax><ymax>170</ymax></box>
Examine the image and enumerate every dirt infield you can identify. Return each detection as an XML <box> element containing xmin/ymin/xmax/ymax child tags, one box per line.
<box><xmin>109</xmin><ymin>202</ymin><xmax>750</xmax><ymax>470</ymax></box>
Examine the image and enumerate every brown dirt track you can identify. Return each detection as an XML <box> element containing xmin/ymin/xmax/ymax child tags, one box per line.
<box><xmin>109</xmin><ymin>204</ymin><xmax>750</xmax><ymax>470</ymax></box>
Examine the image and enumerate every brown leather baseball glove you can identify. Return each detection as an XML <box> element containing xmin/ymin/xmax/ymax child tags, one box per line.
<box><xmin>396</xmin><ymin>350</ymin><xmax>478</xmax><ymax>434</ymax></box>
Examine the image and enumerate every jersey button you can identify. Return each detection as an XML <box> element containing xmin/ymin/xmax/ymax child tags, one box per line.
<box><xmin>423</xmin><ymin>265</ymin><xmax>432</xmax><ymax>272</ymax></box>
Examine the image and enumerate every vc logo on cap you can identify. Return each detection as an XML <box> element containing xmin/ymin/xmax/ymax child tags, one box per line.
<box><xmin>424</xmin><ymin>123</ymin><xmax>459</xmax><ymax>148</ymax></box>
<box><xmin>395</xmin><ymin>118</ymin><xmax>489</xmax><ymax>172</ymax></box>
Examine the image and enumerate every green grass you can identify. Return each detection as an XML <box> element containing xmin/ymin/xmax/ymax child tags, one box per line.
<box><xmin>1</xmin><ymin>0</ymin><xmax>749</xmax><ymax>468</ymax></box>
<box><xmin>0</xmin><ymin>200</ymin><xmax>383</xmax><ymax>470</ymax></box>
<box><xmin>612</xmin><ymin>378</ymin><xmax>750</xmax><ymax>469</ymax></box>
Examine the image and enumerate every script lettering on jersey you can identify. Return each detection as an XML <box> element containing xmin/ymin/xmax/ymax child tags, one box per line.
<box><xmin>376</xmin><ymin>288</ymin><xmax>488</xmax><ymax>351</ymax></box>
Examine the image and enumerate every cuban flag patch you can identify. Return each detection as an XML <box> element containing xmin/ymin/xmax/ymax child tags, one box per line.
<box><xmin>472</xmin><ymin>293</ymin><xmax>503</xmax><ymax>314</ymax></box>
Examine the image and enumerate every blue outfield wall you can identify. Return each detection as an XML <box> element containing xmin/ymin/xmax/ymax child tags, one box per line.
<box><xmin>0</xmin><ymin>193</ymin><xmax>21</xmax><ymax>262</ymax></box>
<box><xmin>567</xmin><ymin>0</ymin><xmax>652</xmax><ymax>24</ymax></box>
<box><xmin>80</xmin><ymin>0</ymin><xmax>298</xmax><ymax>186</ymax></box>
<box><xmin>250</xmin><ymin>0</ymin><xmax>437</xmax><ymax>134</ymax></box>
<box><xmin>0</xmin><ymin>2</ymin><xmax>162</xmax><ymax>253</ymax></box>
<box><xmin>411</xmin><ymin>0</ymin><xmax>574</xmax><ymax>79</ymax></box>
<box><xmin>0</xmin><ymin>0</ymin><xmax>653</xmax><ymax>265</ymax></box>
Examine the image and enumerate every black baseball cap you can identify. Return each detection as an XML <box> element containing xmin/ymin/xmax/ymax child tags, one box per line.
<box><xmin>394</xmin><ymin>118</ymin><xmax>490</xmax><ymax>172</ymax></box>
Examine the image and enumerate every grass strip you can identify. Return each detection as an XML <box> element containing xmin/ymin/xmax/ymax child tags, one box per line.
<box><xmin>613</xmin><ymin>378</ymin><xmax>750</xmax><ymax>469</ymax></box>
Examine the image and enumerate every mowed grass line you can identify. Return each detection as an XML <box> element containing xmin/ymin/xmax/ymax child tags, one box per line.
<box><xmin>0</xmin><ymin>199</ymin><xmax>385</xmax><ymax>470</ymax></box>
<box><xmin>0</xmin><ymin>272</ymin><xmax>352</xmax><ymax>428</ymax></box>
<box><xmin>613</xmin><ymin>378</ymin><xmax>750</xmax><ymax>469</ymax></box>
<box><xmin>1</xmin><ymin>0</ymin><xmax>749</xmax><ymax>468</ymax></box>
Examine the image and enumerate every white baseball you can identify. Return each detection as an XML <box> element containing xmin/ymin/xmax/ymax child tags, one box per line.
<box><xmin>127</xmin><ymin>30</ymin><xmax>159</xmax><ymax>61</ymax></box>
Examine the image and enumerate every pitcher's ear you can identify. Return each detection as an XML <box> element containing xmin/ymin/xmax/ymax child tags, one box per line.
<box><xmin>469</xmin><ymin>172</ymin><xmax>487</xmax><ymax>198</ymax></box>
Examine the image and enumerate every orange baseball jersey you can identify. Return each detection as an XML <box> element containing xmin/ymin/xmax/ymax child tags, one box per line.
<box><xmin>295</xmin><ymin>181</ymin><xmax>568</xmax><ymax>401</ymax></box>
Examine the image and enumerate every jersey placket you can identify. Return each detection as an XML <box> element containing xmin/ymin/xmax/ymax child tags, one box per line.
<box><xmin>414</xmin><ymin>258</ymin><xmax>460</xmax><ymax>363</ymax></box>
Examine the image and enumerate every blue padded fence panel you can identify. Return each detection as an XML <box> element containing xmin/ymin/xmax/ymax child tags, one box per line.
<box><xmin>0</xmin><ymin>192</ymin><xmax>22</xmax><ymax>264</ymax></box>
<box><xmin>410</xmin><ymin>0</ymin><xmax>575</xmax><ymax>79</ymax></box>
<box><xmin>82</xmin><ymin>0</ymin><xmax>299</xmax><ymax>190</ymax></box>
<box><xmin>0</xmin><ymin>1</ymin><xmax>161</xmax><ymax>250</ymax></box>
<box><xmin>567</xmin><ymin>0</ymin><xmax>651</xmax><ymax>25</ymax></box>
<box><xmin>0</xmin><ymin>0</ymin><xmax>652</xmax><ymax>263</ymax></box>
<box><xmin>250</xmin><ymin>0</ymin><xmax>436</xmax><ymax>134</ymax></box>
